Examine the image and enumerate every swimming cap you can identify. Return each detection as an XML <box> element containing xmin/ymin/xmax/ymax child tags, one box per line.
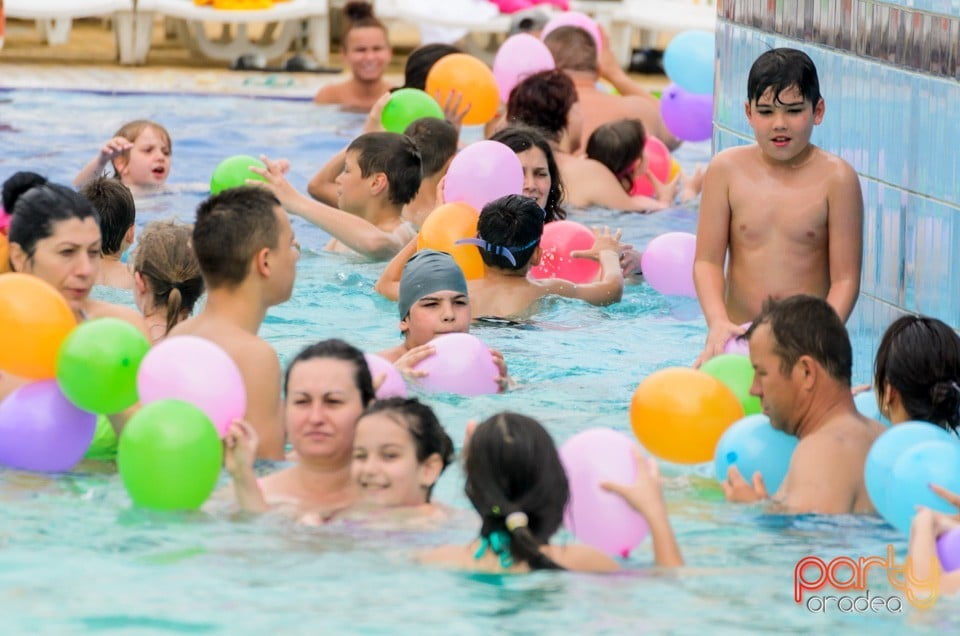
<box><xmin>398</xmin><ymin>249</ymin><xmax>469</xmax><ymax>318</ymax></box>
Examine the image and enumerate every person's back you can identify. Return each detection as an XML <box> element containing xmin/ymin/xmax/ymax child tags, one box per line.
<box><xmin>80</xmin><ymin>177</ymin><xmax>136</xmax><ymax>289</ymax></box>
<box><xmin>693</xmin><ymin>48</ymin><xmax>863</xmax><ymax>366</ymax></box>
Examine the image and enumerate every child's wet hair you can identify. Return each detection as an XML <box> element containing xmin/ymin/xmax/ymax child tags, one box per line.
<box><xmin>475</xmin><ymin>194</ymin><xmax>545</xmax><ymax>270</ymax></box>
<box><xmin>132</xmin><ymin>220</ymin><xmax>204</xmax><ymax>337</ymax></box>
<box><xmin>747</xmin><ymin>48</ymin><xmax>822</xmax><ymax>107</ymax></box>
<box><xmin>586</xmin><ymin>119</ymin><xmax>647</xmax><ymax>186</ymax></box>
<box><xmin>346</xmin><ymin>132</ymin><xmax>422</xmax><ymax>206</ymax></box>
<box><xmin>79</xmin><ymin>177</ymin><xmax>135</xmax><ymax>256</ymax></box>
<box><xmin>401</xmin><ymin>43</ymin><xmax>459</xmax><ymax>90</ymax></box>
<box><xmin>403</xmin><ymin>118</ymin><xmax>458</xmax><ymax>179</ymax></box>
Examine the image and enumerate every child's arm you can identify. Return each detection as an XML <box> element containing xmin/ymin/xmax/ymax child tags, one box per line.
<box><xmin>224</xmin><ymin>419</ymin><xmax>271</xmax><ymax>513</ymax></box>
<box><xmin>824</xmin><ymin>161</ymin><xmax>863</xmax><ymax>322</ymax></box>
<box><xmin>536</xmin><ymin>227</ymin><xmax>625</xmax><ymax>305</ymax></box>
<box><xmin>74</xmin><ymin>136</ymin><xmax>132</xmax><ymax>188</ymax></box>
<box><xmin>374</xmin><ymin>235</ymin><xmax>418</xmax><ymax>301</ymax></box>
<box><xmin>579</xmin><ymin>160</ymin><xmax>674</xmax><ymax>213</ymax></box>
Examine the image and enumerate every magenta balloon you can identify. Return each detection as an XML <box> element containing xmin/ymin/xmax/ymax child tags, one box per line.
<box><xmin>529</xmin><ymin>220</ymin><xmax>600</xmax><ymax>283</ymax></box>
<box><xmin>493</xmin><ymin>33</ymin><xmax>556</xmax><ymax>103</ymax></box>
<box><xmin>0</xmin><ymin>380</ymin><xmax>97</xmax><ymax>472</ymax></box>
<box><xmin>136</xmin><ymin>336</ymin><xmax>246</xmax><ymax>438</ymax></box>
<box><xmin>365</xmin><ymin>353</ymin><xmax>409</xmax><ymax>399</ymax></box>
<box><xmin>412</xmin><ymin>333</ymin><xmax>499</xmax><ymax>396</ymax></box>
<box><xmin>443</xmin><ymin>141</ymin><xmax>524</xmax><ymax>212</ymax></box>
<box><xmin>540</xmin><ymin>11</ymin><xmax>601</xmax><ymax>53</ymax></box>
<box><xmin>640</xmin><ymin>231</ymin><xmax>698</xmax><ymax>297</ymax></box>
<box><xmin>660</xmin><ymin>83</ymin><xmax>714</xmax><ymax>142</ymax></box>
<box><xmin>559</xmin><ymin>428</ymin><xmax>649</xmax><ymax>557</ymax></box>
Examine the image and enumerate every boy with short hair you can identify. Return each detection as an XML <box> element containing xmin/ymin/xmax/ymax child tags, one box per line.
<box><xmin>80</xmin><ymin>177</ymin><xmax>136</xmax><ymax>289</ymax></box>
<box><xmin>693</xmin><ymin>48</ymin><xmax>863</xmax><ymax>367</ymax></box>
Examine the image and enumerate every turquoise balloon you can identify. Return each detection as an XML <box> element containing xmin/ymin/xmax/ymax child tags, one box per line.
<box><xmin>56</xmin><ymin>318</ymin><xmax>151</xmax><ymax>414</ymax></box>
<box><xmin>380</xmin><ymin>88</ymin><xmax>445</xmax><ymax>134</ymax></box>
<box><xmin>118</xmin><ymin>400</ymin><xmax>223</xmax><ymax>511</ymax></box>
<box><xmin>662</xmin><ymin>30</ymin><xmax>715</xmax><ymax>95</ymax></box>
<box><xmin>853</xmin><ymin>391</ymin><xmax>891</xmax><ymax>426</ymax></box>
<box><xmin>700</xmin><ymin>354</ymin><xmax>761</xmax><ymax>415</ymax></box>
<box><xmin>885</xmin><ymin>440</ymin><xmax>960</xmax><ymax>535</ymax></box>
<box><xmin>210</xmin><ymin>154</ymin><xmax>267</xmax><ymax>195</ymax></box>
<box><xmin>714</xmin><ymin>414</ymin><xmax>797</xmax><ymax>493</ymax></box>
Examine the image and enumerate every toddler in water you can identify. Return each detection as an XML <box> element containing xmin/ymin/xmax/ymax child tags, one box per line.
<box><xmin>74</xmin><ymin>120</ymin><xmax>172</xmax><ymax>195</ymax></box>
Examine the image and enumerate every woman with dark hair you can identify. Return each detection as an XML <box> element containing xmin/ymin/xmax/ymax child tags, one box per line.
<box><xmin>490</xmin><ymin>126</ymin><xmax>566</xmax><ymax>223</ymax></box>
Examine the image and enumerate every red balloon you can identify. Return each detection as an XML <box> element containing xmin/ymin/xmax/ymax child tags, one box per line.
<box><xmin>529</xmin><ymin>220</ymin><xmax>600</xmax><ymax>283</ymax></box>
<box><xmin>631</xmin><ymin>136</ymin><xmax>672</xmax><ymax>197</ymax></box>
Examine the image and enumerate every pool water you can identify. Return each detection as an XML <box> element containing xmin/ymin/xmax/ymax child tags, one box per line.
<box><xmin>0</xmin><ymin>90</ymin><xmax>953</xmax><ymax>634</ymax></box>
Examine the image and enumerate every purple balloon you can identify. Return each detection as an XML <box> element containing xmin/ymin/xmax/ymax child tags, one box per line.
<box><xmin>0</xmin><ymin>380</ymin><xmax>97</xmax><ymax>472</ymax></box>
<box><xmin>660</xmin><ymin>83</ymin><xmax>714</xmax><ymax>142</ymax></box>
<box><xmin>640</xmin><ymin>232</ymin><xmax>698</xmax><ymax>297</ymax></box>
<box><xmin>493</xmin><ymin>33</ymin><xmax>556</xmax><ymax>103</ymax></box>
<box><xmin>412</xmin><ymin>333</ymin><xmax>499</xmax><ymax>396</ymax></box>
<box><xmin>937</xmin><ymin>528</ymin><xmax>960</xmax><ymax>572</ymax></box>
<box><xmin>723</xmin><ymin>323</ymin><xmax>752</xmax><ymax>355</ymax></box>
<box><xmin>443</xmin><ymin>141</ymin><xmax>524</xmax><ymax>213</ymax></box>
<box><xmin>365</xmin><ymin>353</ymin><xmax>408</xmax><ymax>399</ymax></box>
<box><xmin>559</xmin><ymin>428</ymin><xmax>649</xmax><ymax>557</ymax></box>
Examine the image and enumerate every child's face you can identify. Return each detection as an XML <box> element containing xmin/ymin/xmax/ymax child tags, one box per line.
<box><xmin>745</xmin><ymin>85</ymin><xmax>824</xmax><ymax>163</ymax></box>
<box><xmin>516</xmin><ymin>146</ymin><xmax>551</xmax><ymax>210</ymax></box>
<box><xmin>352</xmin><ymin>412</ymin><xmax>438</xmax><ymax>507</ymax></box>
<box><xmin>117</xmin><ymin>126</ymin><xmax>171</xmax><ymax>188</ymax></box>
<box><xmin>343</xmin><ymin>27</ymin><xmax>391</xmax><ymax>83</ymax></box>
<box><xmin>400</xmin><ymin>290</ymin><xmax>471</xmax><ymax>348</ymax></box>
<box><xmin>335</xmin><ymin>150</ymin><xmax>373</xmax><ymax>214</ymax></box>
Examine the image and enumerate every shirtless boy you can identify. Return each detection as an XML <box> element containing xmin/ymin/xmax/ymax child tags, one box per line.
<box><xmin>693</xmin><ymin>48</ymin><xmax>863</xmax><ymax>366</ymax></box>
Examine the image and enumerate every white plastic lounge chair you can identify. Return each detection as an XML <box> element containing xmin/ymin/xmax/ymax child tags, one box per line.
<box><xmin>4</xmin><ymin>0</ymin><xmax>138</xmax><ymax>62</ymax></box>
<box><xmin>132</xmin><ymin>0</ymin><xmax>331</xmax><ymax>65</ymax></box>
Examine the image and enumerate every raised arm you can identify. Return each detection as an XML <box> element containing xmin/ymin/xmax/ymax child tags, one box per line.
<box><xmin>538</xmin><ymin>227</ymin><xmax>624</xmax><ymax>305</ymax></box>
<box><xmin>824</xmin><ymin>160</ymin><xmax>863</xmax><ymax>322</ymax></box>
<box><xmin>374</xmin><ymin>235</ymin><xmax>418</xmax><ymax>301</ymax></box>
<box><xmin>74</xmin><ymin>136</ymin><xmax>132</xmax><ymax>188</ymax></box>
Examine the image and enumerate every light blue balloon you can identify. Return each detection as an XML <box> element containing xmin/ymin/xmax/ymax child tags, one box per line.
<box><xmin>864</xmin><ymin>422</ymin><xmax>954</xmax><ymax>522</ymax></box>
<box><xmin>714</xmin><ymin>414</ymin><xmax>798</xmax><ymax>494</ymax></box>
<box><xmin>884</xmin><ymin>440</ymin><xmax>960</xmax><ymax>535</ymax></box>
<box><xmin>662</xmin><ymin>31</ymin><xmax>715</xmax><ymax>95</ymax></box>
<box><xmin>853</xmin><ymin>391</ymin><xmax>891</xmax><ymax>426</ymax></box>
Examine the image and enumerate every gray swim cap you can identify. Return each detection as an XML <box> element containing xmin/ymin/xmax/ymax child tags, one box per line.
<box><xmin>398</xmin><ymin>249</ymin><xmax>469</xmax><ymax>319</ymax></box>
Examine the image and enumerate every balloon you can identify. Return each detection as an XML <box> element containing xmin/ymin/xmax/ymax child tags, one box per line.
<box><xmin>668</xmin><ymin>157</ymin><xmax>681</xmax><ymax>182</ymax></box>
<box><xmin>723</xmin><ymin>324</ymin><xmax>752</xmax><ymax>356</ymax></box>
<box><xmin>700</xmin><ymin>354</ymin><xmax>761</xmax><ymax>415</ymax></box>
<box><xmin>381</xmin><ymin>88</ymin><xmax>445</xmax><ymax>134</ymax></box>
<box><xmin>630</xmin><ymin>136</ymin><xmax>672</xmax><ymax>197</ymax></box>
<box><xmin>540</xmin><ymin>11</ymin><xmax>602</xmax><ymax>54</ymax></box>
<box><xmin>714</xmin><ymin>414</ymin><xmax>797</xmax><ymax>493</ymax></box>
<box><xmin>884</xmin><ymin>440</ymin><xmax>960</xmax><ymax>535</ymax></box>
<box><xmin>0</xmin><ymin>234</ymin><xmax>9</xmax><ymax>274</ymax></box>
<box><xmin>937</xmin><ymin>528</ymin><xmax>960</xmax><ymax>573</ymax></box>
<box><xmin>493</xmin><ymin>33</ymin><xmax>556</xmax><ymax>103</ymax></box>
<box><xmin>640</xmin><ymin>232</ymin><xmax>697</xmax><ymax>297</ymax></box>
<box><xmin>864</xmin><ymin>422</ymin><xmax>954</xmax><ymax>522</ymax></box>
<box><xmin>0</xmin><ymin>206</ymin><xmax>10</xmax><ymax>234</ymax></box>
<box><xmin>137</xmin><ymin>336</ymin><xmax>247</xmax><ymax>438</ymax></box>
<box><xmin>118</xmin><ymin>400</ymin><xmax>224</xmax><ymax>511</ymax></box>
<box><xmin>365</xmin><ymin>353</ymin><xmax>408</xmax><ymax>399</ymax></box>
<box><xmin>853</xmin><ymin>391</ymin><xmax>891</xmax><ymax>426</ymax></box>
<box><xmin>84</xmin><ymin>415</ymin><xmax>119</xmax><ymax>461</ymax></box>
<box><xmin>56</xmin><ymin>318</ymin><xmax>150</xmax><ymax>415</ymax></box>
<box><xmin>0</xmin><ymin>273</ymin><xmax>76</xmax><ymax>379</ymax></box>
<box><xmin>417</xmin><ymin>202</ymin><xmax>485</xmax><ymax>280</ymax></box>
<box><xmin>210</xmin><ymin>154</ymin><xmax>267</xmax><ymax>195</ymax></box>
<box><xmin>529</xmin><ymin>220</ymin><xmax>600</xmax><ymax>284</ymax></box>
<box><xmin>661</xmin><ymin>84</ymin><xmax>713</xmax><ymax>142</ymax></box>
<box><xmin>443</xmin><ymin>140</ymin><xmax>524</xmax><ymax>212</ymax></box>
<box><xmin>662</xmin><ymin>30</ymin><xmax>715</xmax><ymax>95</ymax></box>
<box><xmin>630</xmin><ymin>367</ymin><xmax>744</xmax><ymax>464</ymax></box>
<box><xmin>412</xmin><ymin>333</ymin><xmax>499</xmax><ymax>396</ymax></box>
<box><xmin>559</xmin><ymin>428</ymin><xmax>649</xmax><ymax>557</ymax></box>
<box><xmin>425</xmin><ymin>54</ymin><xmax>499</xmax><ymax>125</ymax></box>
<box><xmin>0</xmin><ymin>380</ymin><xmax>97</xmax><ymax>472</ymax></box>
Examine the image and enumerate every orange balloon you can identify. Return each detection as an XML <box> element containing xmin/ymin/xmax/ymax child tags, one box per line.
<box><xmin>0</xmin><ymin>273</ymin><xmax>77</xmax><ymax>379</ymax></box>
<box><xmin>0</xmin><ymin>234</ymin><xmax>9</xmax><ymax>275</ymax></box>
<box><xmin>668</xmin><ymin>158</ymin><xmax>681</xmax><ymax>182</ymax></box>
<box><xmin>629</xmin><ymin>367</ymin><xmax>744</xmax><ymax>464</ymax></box>
<box><xmin>417</xmin><ymin>202</ymin><xmax>485</xmax><ymax>280</ymax></box>
<box><xmin>425</xmin><ymin>53</ymin><xmax>500</xmax><ymax>126</ymax></box>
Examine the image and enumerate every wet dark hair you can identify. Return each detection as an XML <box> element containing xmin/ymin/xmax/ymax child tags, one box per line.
<box><xmin>360</xmin><ymin>397</ymin><xmax>455</xmax><ymax>501</ymax></box>
<box><xmin>874</xmin><ymin>315</ymin><xmax>960</xmax><ymax>431</ymax></box>
<box><xmin>586</xmin><ymin>119</ymin><xmax>647</xmax><ymax>193</ymax></box>
<box><xmin>401</xmin><ymin>43</ymin><xmax>460</xmax><ymax>90</ymax></box>
<box><xmin>506</xmin><ymin>70</ymin><xmax>578</xmax><ymax>142</ymax></box>
<box><xmin>132</xmin><ymin>220</ymin><xmax>204</xmax><ymax>337</ymax></box>
<box><xmin>346</xmin><ymin>132</ymin><xmax>422</xmax><ymax>206</ymax></box>
<box><xmin>2</xmin><ymin>171</ymin><xmax>46</xmax><ymax>213</ymax></box>
<box><xmin>193</xmin><ymin>186</ymin><xmax>281</xmax><ymax>288</ymax></box>
<box><xmin>465</xmin><ymin>412</ymin><xmax>567</xmax><ymax>570</ymax></box>
<box><xmin>490</xmin><ymin>126</ymin><xmax>566</xmax><ymax>222</ymax></box>
<box><xmin>80</xmin><ymin>177</ymin><xmax>135</xmax><ymax>255</ymax></box>
<box><xmin>476</xmin><ymin>194</ymin><xmax>544</xmax><ymax>271</ymax></box>
<box><xmin>403</xmin><ymin>118</ymin><xmax>458</xmax><ymax>179</ymax></box>
<box><xmin>284</xmin><ymin>339</ymin><xmax>375</xmax><ymax>406</ymax></box>
<box><xmin>342</xmin><ymin>1</ymin><xmax>387</xmax><ymax>44</ymax></box>
<box><xmin>745</xmin><ymin>295</ymin><xmax>852</xmax><ymax>384</ymax></box>
<box><xmin>7</xmin><ymin>178</ymin><xmax>100</xmax><ymax>259</ymax></box>
<box><xmin>747</xmin><ymin>48</ymin><xmax>822</xmax><ymax>108</ymax></box>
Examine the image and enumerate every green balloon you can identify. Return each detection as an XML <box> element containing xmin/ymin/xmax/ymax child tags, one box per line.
<box><xmin>84</xmin><ymin>415</ymin><xmax>118</xmax><ymax>461</ymax></box>
<box><xmin>700</xmin><ymin>354</ymin><xmax>762</xmax><ymax>416</ymax></box>
<box><xmin>56</xmin><ymin>318</ymin><xmax>150</xmax><ymax>414</ymax></box>
<box><xmin>210</xmin><ymin>154</ymin><xmax>267</xmax><ymax>195</ymax></box>
<box><xmin>381</xmin><ymin>88</ymin><xmax>445</xmax><ymax>134</ymax></box>
<box><xmin>118</xmin><ymin>400</ymin><xmax>223</xmax><ymax>511</ymax></box>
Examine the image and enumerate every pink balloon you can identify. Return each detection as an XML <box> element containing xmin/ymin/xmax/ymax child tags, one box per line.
<box><xmin>540</xmin><ymin>11</ymin><xmax>601</xmax><ymax>54</ymax></box>
<box><xmin>136</xmin><ymin>336</ymin><xmax>246</xmax><ymax>438</ymax></box>
<box><xmin>660</xmin><ymin>83</ymin><xmax>714</xmax><ymax>142</ymax></box>
<box><xmin>493</xmin><ymin>33</ymin><xmax>556</xmax><ymax>103</ymax></box>
<box><xmin>640</xmin><ymin>232</ymin><xmax>697</xmax><ymax>297</ymax></box>
<box><xmin>630</xmin><ymin>136</ymin><xmax>672</xmax><ymax>197</ymax></box>
<box><xmin>490</xmin><ymin>0</ymin><xmax>568</xmax><ymax>12</ymax></box>
<box><xmin>723</xmin><ymin>323</ymin><xmax>752</xmax><ymax>355</ymax></box>
<box><xmin>529</xmin><ymin>220</ymin><xmax>600</xmax><ymax>283</ymax></box>
<box><xmin>364</xmin><ymin>353</ymin><xmax>408</xmax><ymax>399</ymax></box>
<box><xmin>559</xmin><ymin>428</ymin><xmax>649</xmax><ymax>557</ymax></box>
<box><xmin>443</xmin><ymin>140</ymin><xmax>524</xmax><ymax>213</ymax></box>
<box><xmin>0</xmin><ymin>207</ymin><xmax>10</xmax><ymax>234</ymax></box>
<box><xmin>412</xmin><ymin>333</ymin><xmax>499</xmax><ymax>396</ymax></box>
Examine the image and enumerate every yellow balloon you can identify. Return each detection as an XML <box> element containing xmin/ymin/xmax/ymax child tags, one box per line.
<box><xmin>425</xmin><ymin>53</ymin><xmax>500</xmax><ymax>126</ymax></box>
<box><xmin>417</xmin><ymin>202</ymin><xmax>485</xmax><ymax>280</ymax></box>
<box><xmin>0</xmin><ymin>273</ymin><xmax>77</xmax><ymax>379</ymax></box>
<box><xmin>668</xmin><ymin>158</ymin><xmax>681</xmax><ymax>182</ymax></box>
<box><xmin>0</xmin><ymin>234</ymin><xmax>9</xmax><ymax>275</ymax></box>
<box><xmin>629</xmin><ymin>367</ymin><xmax>744</xmax><ymax>464</ymax></box>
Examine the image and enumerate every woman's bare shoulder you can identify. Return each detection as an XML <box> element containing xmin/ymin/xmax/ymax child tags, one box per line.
<box><xmin>541</xmin><ymin>543</ymin><xmax>619</xmax><ymax>573</ymax></box>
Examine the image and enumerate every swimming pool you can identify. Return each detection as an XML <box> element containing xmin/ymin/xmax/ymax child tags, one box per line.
<box><xmin>0</xmin><ymin>89</ymin><xmax>951</xmax><ymax>634</ymax></box>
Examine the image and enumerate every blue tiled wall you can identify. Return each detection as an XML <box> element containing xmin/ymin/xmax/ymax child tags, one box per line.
<box><xmin>714</xmin><ymin>14</ymin><xmax>960</xmax><ymax>381</ymax></box>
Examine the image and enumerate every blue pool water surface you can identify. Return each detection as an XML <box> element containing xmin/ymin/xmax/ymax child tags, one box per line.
<box><xmin>0</xmin><ymin>90</ymin><xmax>953</xmax><ymax>634</ymax></box>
